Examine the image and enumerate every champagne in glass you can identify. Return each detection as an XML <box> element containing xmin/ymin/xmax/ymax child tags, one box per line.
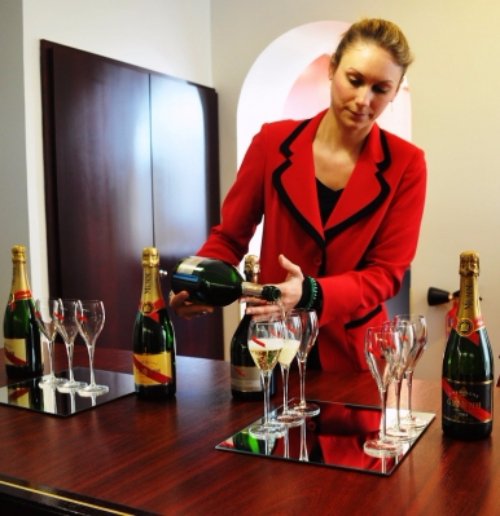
<box><xmin>76</xmin><ymin>300</ymin><xmax>109</xmax><ymax>396</ymax></box>
<box><xmin>364</xmin><ymin>325</ymin><xmax>403</xmax><ymax>458</ymax></box>
<box><xmin>54</xmin><ymin>299</ymin><xmax>87</xmax><ymax>392</ymax></box>
<box><xmin>34</xmin><ymin>299</ymin><xmax>64</xmax><ymax>387</ymax></box>
<box><xmin>247</xmin><ymin>315</ymin><xmax>286</xmax><ymax>439</ymax></box>
<box><xmin>276</xmin><ymin>311</ymin><xmax>302</xmax><ymax>426</ymax></box>
<box><xmin>291</xmin><ymin>309</ymin><xmax>320</xmax><ymax>417</ymax></box>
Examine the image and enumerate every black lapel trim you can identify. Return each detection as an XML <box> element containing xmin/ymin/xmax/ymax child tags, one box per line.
<box><xmin>324</xmin><ymin>130</ymin><xmax>392</xmax><ymax>242</ymax></box>
<box><xmin>272</xmin><ymin>118</ymin><xmax>325</xmax><ymax>249</ymax></box>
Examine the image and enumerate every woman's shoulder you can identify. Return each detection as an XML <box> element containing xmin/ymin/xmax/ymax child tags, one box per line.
<box><xmin>379</xmin><ymin>126</ymin><xmax>424</xmax><ymax>155</ymax></box>
<box><xmin>260</xmin><ymin>116</ymin><xmax>312</xmax><ymax>135</ymax></box>
<box><xmin>257</xmin><ymin>111</ymin><xmax>323</xmax><ymax>147</ymax></box>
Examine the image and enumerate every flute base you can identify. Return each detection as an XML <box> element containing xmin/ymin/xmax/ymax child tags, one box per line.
<box><xmin>276</xmin><ymin>408</ymin><xmax>304</xmax><ymax>427</ymax></box>
<box><xmin>363</xmin><ymin>438</ymin><xmax>403</xmax><ymax>458</ymax></box>
<box><xmin>290</xmin><ymin>398</ymin><xmax>320</xmax><ymax>417</ymax></box>
<box><xmin>248</xmin><ymin>420</ymin><xmax>286</xmax><ymax>440</ymax></box>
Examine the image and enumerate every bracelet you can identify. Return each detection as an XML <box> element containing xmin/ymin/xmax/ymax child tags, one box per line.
<box><xmin>297</xmin><ymin>276</ymin><xmax>321</xmax><ymax>311</ymax></box>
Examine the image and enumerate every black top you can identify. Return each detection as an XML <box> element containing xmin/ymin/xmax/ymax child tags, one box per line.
<box><xmin>316</xmin><ymin>178</ymin><xmax>343</xmax><ymax>225</ymax></box>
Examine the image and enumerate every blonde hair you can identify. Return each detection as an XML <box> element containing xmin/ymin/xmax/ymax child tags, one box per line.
<box><xmin>332</xmin><ymin>18</ymin><xmax>413</xmax><ymax>75</ymax></box>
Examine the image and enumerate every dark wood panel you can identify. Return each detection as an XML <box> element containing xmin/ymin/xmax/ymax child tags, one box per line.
<box><xmin>41</xmin><ymin>42</ymin><xmax>153</xmax><ymax>350</ymax></box>
<box><xmin>151</xmin><ymin>74</ymin><xmax>223</xmax><ymax>359</ymax></box>
<box><xmin>41</xmin><ymin>41</ymin><xmax>223</xmax><ymax>357</ymax></box>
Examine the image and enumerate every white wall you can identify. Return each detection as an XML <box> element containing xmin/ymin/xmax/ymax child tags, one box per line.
<box><xmin>0</xmin><ymin>0</ymin><xmax>212</xmax><ymax>311</ymax></box>
<box><xmin>0</xmin><ymin>0</ymin><xmax>30</xmax><ymax>300</ymax></box>
<box><xmin>211</xmin><ymin>0</ymin><xmax>500</xmax><ymax>380</ymax></box>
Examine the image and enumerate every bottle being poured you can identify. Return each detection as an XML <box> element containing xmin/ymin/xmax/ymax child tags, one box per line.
<box><xmin>170</xmin><ymin>256</ymin><xmax>281</xmax><ymax>307</ymax></box>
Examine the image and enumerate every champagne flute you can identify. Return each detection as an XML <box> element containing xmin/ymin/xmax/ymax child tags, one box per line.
<box><xmin>247</xmin><ymin>315</ymin><xmax>286</xmax><ymax>439</ymax></box>
<box><xmin>385</xmin><ymin>320</ymin><xmax>415</xmax><ymax>439</ymax></box>
<box><xmin>394</xmin><ymin>314</ymin><xmax>428</xmax><ymax>429</ymax></box>
<box><xmin>34</xmin><ymin>299</ymin><xmax>64</xmax><ymax>387</ymax></box>
<box><xmin>54</xmin><ymin>299</ymin><xmax>87</xmax><ymax>393</ymax></box>
<box><xmin>76</xmin><ymin>300</ymin><xmax>109</xmax><ymax>396</ymax></box>
<box><xmin>363</xmin><ymin>325</ymin><xmax>403</xmax><ymax>457</ymax></box>
<box><xmin>291</xmin><ymin>309</ymin><xmax>320</xmax><ymax>417</ymax></box>
<box><xmin>276</xmin><ymin>311</ymin><xmax>303</xmax><ymax>426</ymax></box>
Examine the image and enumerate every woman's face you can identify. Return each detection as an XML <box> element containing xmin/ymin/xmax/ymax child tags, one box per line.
<box><xmin>329</xmin><ymin>42</ymin><xmax>403</xmax><ymax>133</ymax></box>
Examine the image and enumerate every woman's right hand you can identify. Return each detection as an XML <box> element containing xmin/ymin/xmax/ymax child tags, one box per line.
<box><xmin>168</xmin><ymin>290</ymin><xmax>214</xmax><ymax>320</ymax></box>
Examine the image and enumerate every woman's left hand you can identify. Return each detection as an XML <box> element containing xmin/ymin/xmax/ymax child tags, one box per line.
<box><xmin>244</xmin><ymin>254</ymin><xmax>303</xmax><ymax>316</ymax></box>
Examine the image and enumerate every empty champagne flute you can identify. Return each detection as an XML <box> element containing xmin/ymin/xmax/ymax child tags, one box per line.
<box><xmin>34</xmin><ymin>299</ymin><xmax>64</xmax><ymax>387</ymax></box>
<box><xmin>364</xmin><ymin>325</ymin><xmax>403</xmax><ymax>457</ymax></box>
<box><xmin>291</xmin><ymin>309</ymin><xmax>320</xmax><ymax>417</ymax></box>
<box><xmin>247</xmin><ymin>315</ymin><xmax>286</xmax><ymax>439</ymax></box>
<box><xmin>394</xmin><ymin>314</ymin><xmax>428</xmax><ymax>429</ymax></box>
<box><xmin>276</xmin><ymin>311</ymin><xmax>303</xmax><ymax>426</ymax></box>
<box><xmin>386</xmin><ymin>320</ymin><xmax>414</xmax><ymax>439</ymax></box>
<box><xmin>54</xmin><ymin>299</ymin><xmax>87</xmax><ymax>393</ymax></box>
<box><xmin>76</xmin><ymin>300</ymin><xmax>109</xmax><ymax>396</ymax></box>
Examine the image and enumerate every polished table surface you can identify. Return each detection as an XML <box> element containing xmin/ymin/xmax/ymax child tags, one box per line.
<box><xmin>0</xmin><ymin>344</ymin><xmax>498</xmax><ymax>515</ymax></box>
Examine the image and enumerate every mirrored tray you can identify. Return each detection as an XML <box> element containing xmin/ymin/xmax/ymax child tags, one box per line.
<box><xmin>0</xmin><ymin>367</ymin><xmax>135</xmax><ymax>417</ymax></box>
<box><xmin>216</xmin><ymin>400</ymin><xmax>435</xmax><ymax>476</ymax></box>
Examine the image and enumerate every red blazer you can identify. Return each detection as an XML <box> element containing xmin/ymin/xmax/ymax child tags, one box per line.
<box><xmin>199</xmin><ymin>110</ymin><xmax>427</xmax><ymax>372</ymax></box>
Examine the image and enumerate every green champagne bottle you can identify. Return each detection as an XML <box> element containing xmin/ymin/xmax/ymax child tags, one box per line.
<box><xmin>230</xmin><ymin>255</ymin><xmax>276</xmax><ymax>400</ymax></box>
<box><xmin>133</xmin><ymin>247</ymin><xmax>176</xmax><ymax>400</ymax></box>
<box><xmin>170</xmin><ymin>256</ymin><xmax>281</xmax><ymax>307</ymax></box>
<box><xmin>442</xmin><ymin>250</ymin><xmax>494</xmax><ymax>440</ymax></box>
<box><xmin>3</xmin><ymin>245</ymin><xmax>43</xmax><ymax>379</ymax></box>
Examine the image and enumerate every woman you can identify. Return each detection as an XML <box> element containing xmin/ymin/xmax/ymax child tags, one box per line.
<box><xmin>171</xmin><ymin>18</ymin><xmax>427</xmax><ymax>372</ymax></box>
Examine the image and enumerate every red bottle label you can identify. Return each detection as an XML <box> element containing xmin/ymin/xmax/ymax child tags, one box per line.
<box><xmin>455</xmin><ymin>316</ymin><xmax>484</xmax><ymax>345</ymax></box>
<box><xmin>133</xmin><ymin>353</ymin><xmax>172</xmax><ymax>385</ymax></box>
<box><xmin>139</xmin><ymin>299</ymin><xmax>166</xmax><ymax>323</ymax></box>
<box><xmin>442</xmin><ymin>377</ymin><xmax>493</xmax><ymax>423</ymax></box>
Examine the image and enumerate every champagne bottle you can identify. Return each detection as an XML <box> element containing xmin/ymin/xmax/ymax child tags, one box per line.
<box><xmin>133</xmin><ymin>247</ymin><xmax>176</xmax><ymax>400</ymax></box>
<box><xmin>230</xmin><ymin>256</ymin><xmax>276</xmax><ymax>400</ymax></box>
<box><xmin>3</xmin><ymin>245</ymin><xmax>43</xmax><ymax>379</ymax></box>
<box><xmin>171</xmin><ymin>256</ymin><xmax>281</xmax><ymax>307</ymax></box>
<box><xmin>442</xmin><ymin>250</ymin><xmax>494</xmax><ymax>440</ymax></box>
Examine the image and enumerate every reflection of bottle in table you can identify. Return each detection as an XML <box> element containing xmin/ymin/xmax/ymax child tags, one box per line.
<box><xmin>8</xmin><ymin>381</ymin><xmax>44</xmax><ymax>411</ymax></box>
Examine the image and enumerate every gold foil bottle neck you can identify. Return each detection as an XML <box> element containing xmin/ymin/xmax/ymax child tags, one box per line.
<box><xmin>459</xmin><ymin>250</ymin><xmax>480</xmax><ymax>277</ymax></box>
<box><xmin>9</xmin><ymin>245</ymin><xmax>31</xmax><ymax>294</ymax></box>
<box><xmin>11</xmin><ymin>245</ymin><xmax>27</xmax><ymax>263</ymax></box>
<box><xmin>456</xmin><ymin>250</ymin><xmax>482</xmax><ymax>327</ymax></box>
<box><xmin>142</xmin><ymin>247</ymin><xmax>160</xmax><ymax>267</ymax></box>
<box><xmin>244</xmin><ymin>255</ymin><xmax>259</xmax><ymax>282</ymax></box>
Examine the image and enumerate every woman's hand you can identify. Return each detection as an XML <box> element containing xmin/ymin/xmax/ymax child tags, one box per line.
<box><xmin>245</xmin><ymin>254</ymin><xmax>304</xmax><ymax>316</ymax></box>
<box><xmin>169</xmin><ymin>290</ymin><xmax>214</xmax><ymax>320</ymax></box>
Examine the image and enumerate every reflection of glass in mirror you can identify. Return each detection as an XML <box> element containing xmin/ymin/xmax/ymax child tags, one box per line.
<box><xmin>0</xmin><ymin>370</ymin><xmax>134</xmax><ymax>417</ymax></box>
<box><xmin>216</xmin><ymin>400</ymin><xmax>434</xmax><ymax>477</ymax></box>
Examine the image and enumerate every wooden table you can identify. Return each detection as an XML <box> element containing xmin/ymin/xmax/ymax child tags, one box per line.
<box><xmin>0</xmin><ymin>344</ymin><xmax>498</xmax><ymax>515</ymax></box>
